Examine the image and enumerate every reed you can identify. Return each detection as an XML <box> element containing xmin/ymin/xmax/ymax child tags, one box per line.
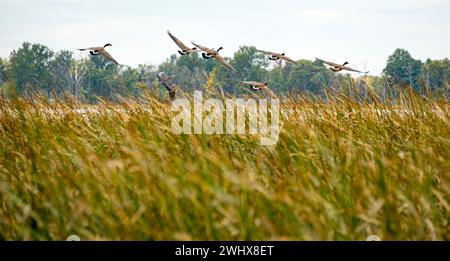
<box><xmin>0</xmin><ymin>89</ymin><xmax>448</xmax><ymax>240</ymax></box>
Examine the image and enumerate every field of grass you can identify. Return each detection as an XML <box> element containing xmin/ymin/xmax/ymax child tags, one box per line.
<box><xmin>0</xmin><ymin>90</ymin><xmax>449</xmax><ymax>240</ymax></box>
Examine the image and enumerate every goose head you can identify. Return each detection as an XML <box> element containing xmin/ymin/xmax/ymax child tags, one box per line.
<box><xmin>343</xmin><ymin>61</ymin><xmax>349</xmax><ymax>66</ymax></box>
<box><xmin>281</xmin><ymin>53</ymin><xmax>286</xmax><ymax>56</ymax></box>
<box><xmin>104</xmin><ymin>43</ymin><xmax>112</xmax><ymax>48</ymax></box>
<box><xmin>216</xmin><ymin>47</ymin><xmax>224</xmax><ymax>52</ymax></box>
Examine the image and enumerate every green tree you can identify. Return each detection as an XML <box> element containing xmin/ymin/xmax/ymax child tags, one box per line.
<box><xmin>292</xmin><ymin>59</ymin><xmax>333</xmax><ymax>95</ymax></box>
<box><xmin>137</xmin><ymin>64</ymin><xmax>156</xmax><ymax>84</ymax></box>
<box><xmin>268</xmin><ymin>59</ymin><xmax>333</xmax><ymax>95</ymax></box>
<box><xmin>9</xmin><ymin>42</ymin><xmax>54</xmax><ymax>95</ymax></box>
<box><xmin>0</xmin><ymin>57</ymin><xmax>6</xmax><ymax>84</ymax></box>
<box><xmin>268</xmin><ymin>67</ymin><xmax>287</xmax><ymax>94</ymax></box>
<box><xmin>211</xmin><ymin>46</ymin><xmax>269</xmax><ymax>96</ymax></box>
<box><xmin>118</xmin><ymin>66</ymin><xmax>141</xmax><ymax>96</ymax></box>
<box><xmin>231</xmin><ymin>46</ymin><xmax>268</xmax><ymax>80</ymax></box>
<box><xmin>421</xmin><ymin>58</ymin><xmax>449</xmax><ymax>95</ymax></box>
<box><xmin>159</xmin><ymin>53</ymin><xmax>211</xmax><ymax>92</ymax></box>
<box><xmin>383</xmin><ymin>48</ymin><xmax>422</xmax><ymax>91</ymax></box>
<box><xmin>50</xmin><ymin>50</ymin><xmax>74</xmax><ymax>95</ymax></box>
<box><xmin>83</xmin><ymin>55</ymin><xmax>120</xmax><ymax>100</ymax></box>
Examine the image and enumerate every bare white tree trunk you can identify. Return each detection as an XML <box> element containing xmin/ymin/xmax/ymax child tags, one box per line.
<box><xmin>69</xmin><ymin>61</ymin><xmax>87</xmax><ymax>98</ymax></box>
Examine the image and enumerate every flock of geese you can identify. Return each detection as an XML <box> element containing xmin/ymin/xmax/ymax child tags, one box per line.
<box><xmin>78</xmin><ymin>31</ymin><xmax>369</xmax><ymax>100</ymax></box>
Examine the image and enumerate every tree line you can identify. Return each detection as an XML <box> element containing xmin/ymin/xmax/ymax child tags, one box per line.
<box><xmin>0</xmin><ymin>42</ymin><xmax>448</xmax><ymax>102</ymax></box>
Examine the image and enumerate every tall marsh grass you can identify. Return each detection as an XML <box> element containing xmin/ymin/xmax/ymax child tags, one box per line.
<box><xmin>0</xmin><ymin>90</ymin><xmax>448</xmax><ymax>240</ymax></box>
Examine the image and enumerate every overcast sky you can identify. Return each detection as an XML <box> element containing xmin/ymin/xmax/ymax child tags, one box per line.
<box><xmin>0</xmin><ymin>0</ymin><xmax>449</xmax><ymax>75</ymax></box>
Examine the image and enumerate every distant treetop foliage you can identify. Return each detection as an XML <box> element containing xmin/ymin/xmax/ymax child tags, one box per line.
<box><xmin>0</xmin><ymin>43</ymin><xmax>448</xmax><ymax>101</ymax></box>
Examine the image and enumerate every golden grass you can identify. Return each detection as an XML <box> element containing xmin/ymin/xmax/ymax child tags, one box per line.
<box><xmin>0</xmin><ymin>91</ymin><xmax>449</xmax><ymax>240</ymax></box>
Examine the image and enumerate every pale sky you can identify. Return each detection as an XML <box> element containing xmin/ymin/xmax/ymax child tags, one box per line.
<box><xmin>0</xmin><ymin>0</ymin><xmax>449</xmax><ymax>75</ymax></box>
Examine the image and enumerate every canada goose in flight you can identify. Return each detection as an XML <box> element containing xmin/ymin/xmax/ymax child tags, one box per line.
<box><xmin>157</xmin><ymin>72</ymin><xmax>176</xmax><ymax>101</ymax></box>
<box><xmin>256</xmin><ymin>49</ymin><xmax>297</xmax><ymax>64</ymax></box>
<box><xmin>167</xmin><ymin>31</ymin><xmax>198</xmax><ymax>56</ymax></box>
<box><xmin>78</xmin><ymin>43</ymin><xmax>120</xmax><ymax>65</ymax></box>
<box><xmin>238</xmin><ymin>81</ymin><xmax>277</xmax><ymax>99</ymax></box>
<box><xmin>316</xmin><ymin>58</ymin><xmax>369</xmax><ymax>74</ymax></box>
<box><xmin>191</xmin><ymin>42</ymin><xmax>237</xmax><ymax>72</ymax></box>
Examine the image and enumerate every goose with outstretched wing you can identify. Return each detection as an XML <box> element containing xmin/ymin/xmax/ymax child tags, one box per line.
<box><xmin>157</xmin><ymin>72</ymin><xmax>176</xmax><ymax>101</ymax></box>
<box><xmin>191</xmin><ymin>42</ymin><xmax>237</xmax><ymax>72</ymax></box>
<box><xmin>78</xmin><ymin>43</ymin><xmax>120</xmax><ymax>65</ymax></box>
<box><xmin>167</xmin><ymin>31</ymin><xmax>198</xmax><ymax>55</ymax></box>
<box><xmin>238</xmin><ymin>81</ymin><xmax>277</xmax><ymax>98</ymax></box>
<box><xmin>316</xmin><ymin>58</ymin><xmax>368</xmax><ymax>74</ymax></box>
<box><xmin>191</xmin><ymin>42</ymin><xmax>217</xmax><ymax>56</ymax></box>
<box><xmin>256</xmin><ymin>49</ymin><xmax>297</xmax><ymax>64</ymax></box>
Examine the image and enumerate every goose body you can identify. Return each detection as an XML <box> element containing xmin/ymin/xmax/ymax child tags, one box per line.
<box><xmin>239</xmin><ymin>81</ymin><xmax>268</xmax><ymax>90</ymax></box>
<box><xmin>238</xmin><ymin>81</ymin><xmax>276</xmax><ymax>98</ymax></box>
<box><xmin>191</xmin><ymin>42</ymin><xmax>237</xmax><ymax>72</ymax></box>
<box><xmin>78</xmin><ymin>43</ymin><xmax>120</xmax><ymax>65</ymax></box>
<box><xmin>167</xmin><ymin>31</ymin><xmax>198</xmax><ymax>55</ymax></box>
<box><xmin>256</xmin><ymin>49</ymin><xmax>297</xmax><ymax>64</ymax></box>
<box><xmin>191</xmin><ymin>42</ymin><xmax>217</xmax><ymax>56</ymax></box>
<box><xmin>316</xmin><ymin>58</ymin><xmax>368</xmax><ymax>74</ymax></box>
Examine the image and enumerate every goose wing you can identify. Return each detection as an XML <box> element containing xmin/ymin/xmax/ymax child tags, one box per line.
<box><xmin>158</xmin><ymin>72</ymin><xmax>176</xmax><ymax>100</ymax></box>
<box><xmin>239</xmin><ymin>81</ymin><xmax>261</xmax><ymax>87</ymax></box>
<box><xmin>316</xmin><ymin>58</ymin><xmax>341</xmax><ymax>68</ymax></box>
<box><xmin>191</xmin><ymin>42</ymin><xmax>215</xmax><ymax>53</ymax></box>
<box><xmin>239</xmin><ymin>81</ymin><xmax>260</xmax><ymax>85</ymax></box>
<box><xmin>238</xmin><ymin>81</ymin><xmax>253</xmax><ymax>85</ymax></box>
<box><xmin>214</xmin><ymin>54</ymin><xmax>237</xmax><ymax>72</ymax></box>
<box><xmin>281</xmin><ymin>56</ymin><xmax>298</xmax><ymax>64</ymax></box>
<box><xmin>78</xmin><ymin>47</ymin><xmax>102</xmax><ymax>51</ymax></box>
<box><xmin>264</xmin><ymin>88</ymin><xmax>277</xmax><ymax>99</ymax></box>
<box><xmin>256</xmin><ymin>49</ymin><xmax>279</xmax><ymax>56</ymax></box>
<box><xmin>100</xmin><ymin>50</ymin><xmax>120</xmax><ymax>65</ymax></box>
<box><xmin>167</xmin><ymin>31</ymin><xmax>190</xmax><ymax>50</ymax></box>
<box><xmin>342</xmin><ymin>66</ymin><xmax>368</xmax><ymax>74</ymax></box>
<box><xmin>168</xmin><ymin>89</ymin><xmax>176</xmax><ymax>101</ymax></box>
<box><xmin>162</xmin><ymin>83</ymin><xmax>176</xmax><ymax>100</ymax></box>
<box><xmin>239</xmin><ymin>81</ymin><xmax>268</xmax><ymax>90</ymax></box>
<box><xmin>157</xmin><ymin>72</ymin><xmax>170</xmax><ymax>82</ymax></box>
